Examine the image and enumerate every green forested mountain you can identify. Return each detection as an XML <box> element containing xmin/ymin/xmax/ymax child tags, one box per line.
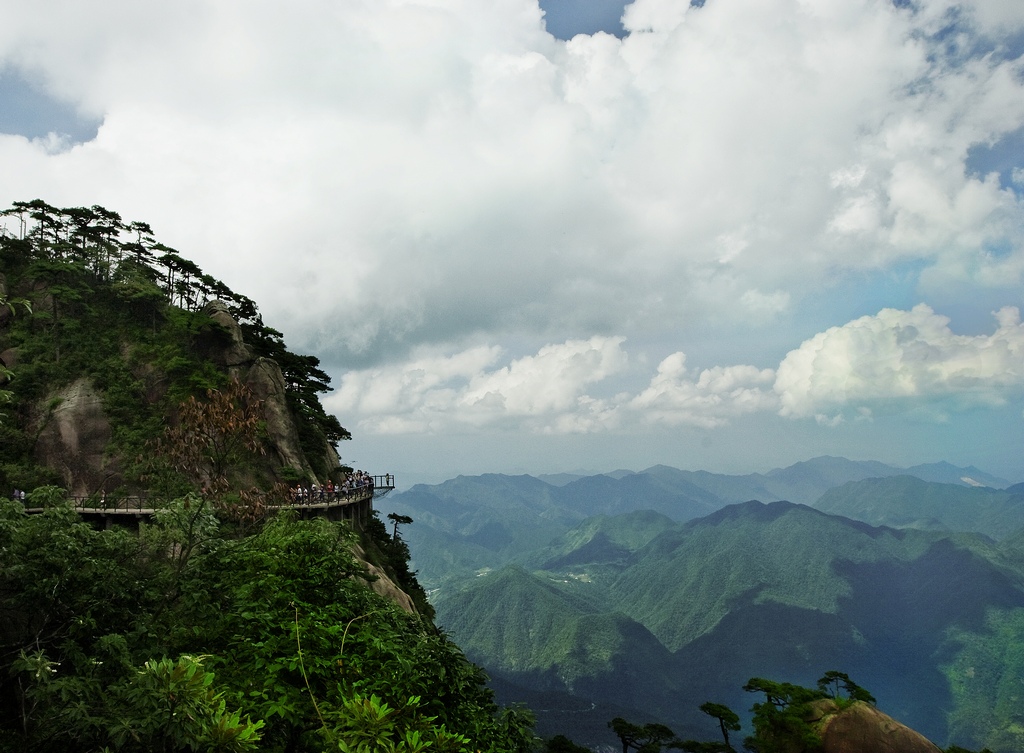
<box><xmin>528</xmin><ymin>509</ymin><xmax>676</xmax><ymax>574</ymax></box>
<box><xmin>385</xmin><ymin>462</ymin><xmax>1024</xmax><ymax>749</ymax></box>
<box><xmin>644</xmin><ymin>455</ymin><xmax>1011</xmax><ymax>506</ymax></box>
<box><xmin>436</xmin><ymin>563</ymin><xmax>680</xmax><ymax>745</ymax></box>
<box><xmin>430</xmin><ymin>500</ymin><xmax>1024</xmax><ymax>751</ymax></box>
<box><xmin>382</xmin><ymin>458</ymin><xmax>1016</xmax><ymax>597</ymax></box>
<box><xmin>385</xmin><ymin>474</ymin><xmax>572</xmax><ymax>591</ymax></box>
<box><xmin>813</xmin><ymin>475</ymin><xmax>1024</xmax><ymax>539</ymax></box>
<box><xmin>0</xmin><ymin>496</ymin><xmax>534</xmax><ymax>752</ymax></box>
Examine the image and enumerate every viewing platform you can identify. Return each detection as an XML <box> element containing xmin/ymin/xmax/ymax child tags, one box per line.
<box><xmin>21</xmin><ymin>474</ymin><xmax>396</xmax><ymax>530</ymax></box>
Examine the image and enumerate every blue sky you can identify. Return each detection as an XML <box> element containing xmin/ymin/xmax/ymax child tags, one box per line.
<box><xmin>539</xmin><ymin>0</ymin><xmax>629</xmax><ymax>38</ymax></box>
<box><xmin>1</xmin><ymin>0</ymin><xmax>1022</xmax><ymax>485</ymax></box>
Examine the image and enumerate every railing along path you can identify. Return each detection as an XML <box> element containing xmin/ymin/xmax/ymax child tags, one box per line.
<box><xmin>22</xmin><ymin>475</ymin><xmax>395</xmax><ymax>519</ymax></box>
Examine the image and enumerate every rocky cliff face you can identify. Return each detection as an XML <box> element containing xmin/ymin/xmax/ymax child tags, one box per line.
<box><xmin>30</xmin><ymin>302</ymin><xmax>337</xmax><ymax>496</ymax></box>
<box><xmin>33</xmin><ymin>378</ymin><xmax>116</xmax><ymax>498</ymax></box>
<box><xmin>244</xmin><ymin>356</ymin><xmax>317</xmax><ymax>479</ymax></box>
<box><xmin>352</xmin><ymin>542</ymin><xmax>418</xmax><ymax>614</ymax></box>
<box><xmin>202</xmin><ymin>300</ymin><xmax>256</xmax><ymax>370</ymax></box>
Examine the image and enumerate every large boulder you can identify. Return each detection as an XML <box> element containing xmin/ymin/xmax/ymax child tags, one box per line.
<box><xmin>810</xmin><ymin>700</ymin><xmax>942</xmax><ymax>753</ymax></box>
<box><xmin>0</xmin><ymin>347</ymin><xmax>19</xmax><ymax>370</ymax></box>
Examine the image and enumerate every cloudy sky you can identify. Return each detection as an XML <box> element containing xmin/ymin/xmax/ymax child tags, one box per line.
<box><xmin>2</xmin><ymin>0</ymin><xmax>1023</xmax><ymax>485</ymax></box>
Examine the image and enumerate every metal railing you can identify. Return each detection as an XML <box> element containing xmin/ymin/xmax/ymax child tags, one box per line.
<box><xmin>21</xmin><ymin>475</ymin><xmax>396</xmax><ymax>516</ymax></box>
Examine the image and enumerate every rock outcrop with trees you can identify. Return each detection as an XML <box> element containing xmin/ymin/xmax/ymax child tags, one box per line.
<box><xmin>0</xmin><ymin>199</ymin><xmax>348</xmax><ymax>499</ymax></box>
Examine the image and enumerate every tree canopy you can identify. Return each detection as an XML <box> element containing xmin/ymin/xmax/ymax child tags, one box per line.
<box><xmin>0</xmin><ymin>494</ymin><xmax>535</xmax><ymax>752</ymax></box>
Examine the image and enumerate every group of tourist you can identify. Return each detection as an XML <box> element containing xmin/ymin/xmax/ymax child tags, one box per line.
<box><xmin>290</xmin><ymin>471</ymin><xmax>375</xmax><ymax>504</ymax></box>
<box><xmin>10</xmin><ymin>489</ymin><xmax>27</xmax><ymax>502</ymax></box>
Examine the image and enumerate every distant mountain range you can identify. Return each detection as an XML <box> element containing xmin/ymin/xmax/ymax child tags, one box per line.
<box><xmin>378</xmin><ymin>456</ymin><xmax>1024</xmax><ymax>751</ymax></box>
<box><xmin>383</xmin><ymin>456</ymin><xmax>1015</xmax><ymax>591</ymax></box>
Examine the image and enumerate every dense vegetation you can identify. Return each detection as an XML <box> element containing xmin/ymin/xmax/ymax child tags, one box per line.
<box><xmin>0</xmin><ymin>199</ymin><xmax>348</xmax><ymax>494</ymax></box>
<box><xmin>814</xmin><ymin>476</ymin><xmax>1024</xmax><ymax>540</ymax></box>
<box><xmin>0</xmin><ymin>491</ymin><xmax>535</xmax><ymax>752</ymax></box>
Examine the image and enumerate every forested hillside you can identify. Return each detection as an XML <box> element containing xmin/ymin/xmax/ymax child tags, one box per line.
<box><xmin>0</xmin><ymin>493</ymin><xmax>535</xmax><ymax>752</ymax></box>
<box><xmin>0</xmin><ymin>201</ymin><xmax>537</xmax><ymax>753</ymax></box>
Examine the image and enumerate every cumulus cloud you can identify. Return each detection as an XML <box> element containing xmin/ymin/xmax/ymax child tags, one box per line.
<box><xmin>327</xmin><ymin>336</ymin><xmax>629</xmax><ymax>434</ymax></box>
<box><xmin>627</xmin><ymin>354</ymin><xmax>778</xmax><ymax>428</ymax></box>
<box><xmin>775</xmin><ymin>305</ymin><xmax>1024</xmax><ymax>420</ymax></box>
<box><xmin>328</xmin><ymin>305</ymin><xmax>1024</xmax><ymax>435</ymax></box>
<box><xmin>1</xmin><ymin>0</ymin><xmax>1023</xmax><ymax>476</ymax></box>
<box><xmin>330</xmin><ymin>336</ymin><xmax>780</xmax><ymax>434</ymax></box>
<box><xmin>0</xmin><ymin>0</ymin><xmax>1021</xmax><ymax>371</ymax></box>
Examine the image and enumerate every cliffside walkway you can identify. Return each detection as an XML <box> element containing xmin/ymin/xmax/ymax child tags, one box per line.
<box><xmin>22</xmin><ymin>474</ymin><xmax>396</xmax><ymax>529</ymax></box>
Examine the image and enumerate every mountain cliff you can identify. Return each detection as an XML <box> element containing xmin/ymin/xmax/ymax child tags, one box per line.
<box><xmin>0</xmin><ymin>200</ymin><xmax>348</xmax><ymax>498</ymax></box>
<box><xmin>0</xmin><ymin>202</ymin><xmax>543</xmax><ymax>753</ymax></box>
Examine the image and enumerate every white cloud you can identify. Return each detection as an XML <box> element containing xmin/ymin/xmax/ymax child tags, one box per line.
<box><xmin>1</xmin><ymin>1</ymin><xmax>1023</xmax><ymax>477</ymax></box>
<box><xmin>775</xmin><ymin>304</ymin><xmax>1024</xmax><ymax>419</ymax></box>
<box><xmin>327</xmin><ymin>336</ymin><xmax>628</xmax><ymax>434</ymax></box>
<box><xmin>329</xmin><ymin>305</ymin><xmax>1024</xmax><ymax>435</ymax></box>
<box><xmin>460</xmin><ymin>336</ymin><xmax>627</xmax><ymax>418</ymax></box>
<box><xmin>627</xmin><ymin>353</ymin><xmax>778</xmax><ymax>428</ymax></box>
<box><xmin>0</xmin><ymin>0</ymin><xmax>1021</xmax><ymax>369</ymax></box>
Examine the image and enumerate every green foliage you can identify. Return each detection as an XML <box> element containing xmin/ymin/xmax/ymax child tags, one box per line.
<box><xmin>543</xmin><ymin>735</ymin><xmax>591</xmax><ymax>753</ymax></box>
<box><xmin>0</xmin><ymin>494</ymin><xmax>532</xmax><ymax>752</ymax></box>
<box><xmin>698</xmin><ymin>702</ymin><xmax>740</xmax><ymax>751</ymax></box>
<box><xmin>816</xmin><ymin>671</ymin><xmax>874</xmax><ymax>707</ymax></box>
<box><xmin>607</xmin><ymin>717</ymin><xmax>678</xmax><ymax>753</ymax></box>
<box><xmin>105</xmin><ymin>655</ymin><xmax>264</xmax><ymax>752</ymax></box>
<box><xmin>741</xmin><ymin>678</ymin><xmax>827</xmax><ymax>753</ymax></box>
<box><xmin>0</xmin><ymin>295</ymin><xmax>30</xmax><ymax>423</ymax></box>
<box><xmin>320</xmin><ymin>693</ymin><xmax>472</xmax><ymax>753</ymax></box>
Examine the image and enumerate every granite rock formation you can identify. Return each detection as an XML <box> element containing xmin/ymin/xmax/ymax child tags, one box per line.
<box><xmin>810</xmin><ymin>700</ymin><xmax>943</xmax><ymax>753</ymax></box>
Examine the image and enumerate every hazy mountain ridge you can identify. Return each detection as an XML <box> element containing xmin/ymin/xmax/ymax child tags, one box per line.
<box><xmin>647</xmin><ymin>456</ymin><xmax>1013</xmax><ymax>506</ymax></box>
<box><xmin>813</xmin><ymin>475</ymin><xmax>1024</xmax><ymax>539</ymax></box>
<box><xmin>385</xmin><ymin>455</ymin><xmax>1015</xmax><ymax>593</ymax></box>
